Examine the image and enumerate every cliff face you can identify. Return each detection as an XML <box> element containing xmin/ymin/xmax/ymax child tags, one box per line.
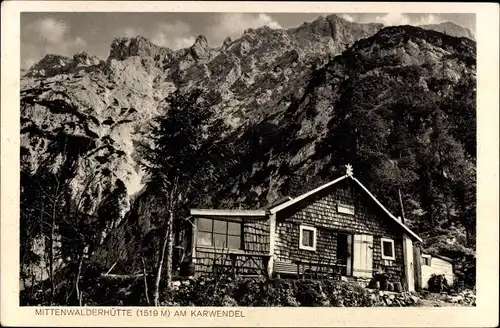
<box><xmin>420</xmin><ymin>22</ymin><xmax>475</xmax><ymax>40</ymax></box>
<box><xmin>21</xmin><ymin>14</ymin><xmax>384</xmax><ymax>223</ymax></box>
<box><xmin>20</xmin><ymin>15</ymin><xmax>476</xmax><ymax>276</ymax></box>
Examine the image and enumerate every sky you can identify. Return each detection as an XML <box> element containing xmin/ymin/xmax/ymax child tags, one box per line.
<box><xmin>21</xmin><ymin>12</ymin><xmax>476</xmax><ymax>70</ymax></box>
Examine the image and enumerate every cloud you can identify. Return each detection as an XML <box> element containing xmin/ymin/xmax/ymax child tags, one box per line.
<box><xmin>22</xmin><ymin>17</ymin><xmax>87</xmax><ymax>69</ymax></box>
<box><xmin>257</xmin><ymin>13</ymin><xmax>282</xmax><ymax>29</ymax></box>
<box><xmin>27</xmin><ymin>17</ymin><xmax>68</xmax><ymax>44</ymax></box>
<box><xmin>152</xmin><ymin>34</ymin><xmax>196</xmax><ymax>49</ymax></box>
<box><xmin>205</xmin><ymin>13</ymin><xmax>283</xmax><ymax>46</ymax></box>
<box><xmin>372</xmin><ymin>13</ymin><xmax>411</xmax><ymax>26</ymax></box>
<box><xmin>122</xmin><ymin>27</ymin><xmax>139</xmax><ymax>38</ymax></box>
<box><xmin>339</xmin><ymin>14</ymin><xmax>355</xmax><ymax>23</ymax></box>
<box><xmin>149</xmin><ymin>14</ymin><xmax>283</xmax><ymax>49</ymax></box>
<box><xmin>23</xmin><ymin>59</ymin><xmax>36</xmax><ymax>70</ymax></box>
<box><xmin>362</xmin><ymin>13</ymin><xmax>446</xmax><ymax>27</ymax></box>
<box><xmin>412</xmin><ymin>14</ymin><xmax>445</xmax><ymax>26</ymax></box>
<box><xmin>150</xmin><ymin>20</ymin><xmax>196</xmax><ymax>49</ymax></box>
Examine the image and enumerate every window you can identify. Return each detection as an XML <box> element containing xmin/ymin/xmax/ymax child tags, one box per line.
<box><xmin>381</xmin><ymin>238</ymin><xmax>395</xmax><ymax>260</ymax></box>
<box><xmin>299</xmin><ymin>225</ymin><xmax>317</xmax><ymax>251</ymax></box>
<box><xmin>422</xmin><ymin>255</ymin><xmax>432</xmax><ymax>266</ymax></box>
<box><xmin>196</xmin><ymin>218</ymin><xmax>242</xmax><ymax>249</ymax></box>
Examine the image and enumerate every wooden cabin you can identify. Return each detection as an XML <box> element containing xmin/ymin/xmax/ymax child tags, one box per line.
<box><xmin>183</xmin><ymin>165</ymin><xmax>423</xmax><ymax>291</ymax></box>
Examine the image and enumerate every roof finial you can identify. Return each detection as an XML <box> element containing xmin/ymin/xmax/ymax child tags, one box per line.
<box><xmin>345</xmin><ymin>163</ymin><xmax>354</xmax><ymax>177</ymax></box>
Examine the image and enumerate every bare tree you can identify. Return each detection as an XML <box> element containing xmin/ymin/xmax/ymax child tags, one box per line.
<box><xmin>152</xmin><ymin>176</ymin><xmax>178</xmax><ymax>306</ymax></box>
<box><xmin>20</xmin><ymin>150</ymin><xmax>74</xmax><ymax>304</ymax></box>
<box><xmin>36</xmin><ymin>175</ymin><xmax>64</xmax><ymax>304</ymax></box>
<box><xmin>141</xmin><ymin>256</ymin><xmax>150</xmax><ymax>305</ymax></box>
<box><xmin>59</xmin><ymin>156</ymin><xmax>126</xmax><ymax>305</ymax></box>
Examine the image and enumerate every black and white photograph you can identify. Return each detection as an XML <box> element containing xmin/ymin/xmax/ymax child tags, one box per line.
<box><xmin>1</xmin><ymin>2</ymin><xmax>499</xmax><ymax>327</ymax></box>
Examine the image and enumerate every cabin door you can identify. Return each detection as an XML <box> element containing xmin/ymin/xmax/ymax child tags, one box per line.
<box><xmin>352</xmin><ymin>234</ymin><xmax>373</xmax><ymax>278</ymax></box>
<box><xmin>337</xmin><ymin>233</ymin><xmax>353</xmax><ymax>275</ymax></box>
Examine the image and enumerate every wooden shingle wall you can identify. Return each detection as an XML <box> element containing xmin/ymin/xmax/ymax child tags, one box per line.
<box><xmin>193</xmin><ymin>218</ymin><xmax>270</xmax><ymax>277</ymax></box>
<box><xmin>275</xmin><ymin>179</ymin><xmax>405</xmax><ymax>278</ymax></box>
<box><xmin>243</xmin><ymin>219</ymin><xmax>270</xmax><ymax>253</ymax></box>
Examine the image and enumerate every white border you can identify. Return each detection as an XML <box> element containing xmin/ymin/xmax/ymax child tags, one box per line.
<box><xmin>380</xmin><ymin>238</ymin><xmax>395</xmax><ymax>260</ymax></box>
<box><xmin>299</xmin><ymin>225</ymin><xmax>317</xmax><ymax>251</ymax></box>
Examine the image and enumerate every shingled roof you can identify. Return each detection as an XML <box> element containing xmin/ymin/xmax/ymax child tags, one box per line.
<box><xmin>268</xmin><ymin>165</ymin><xmax>422</xmax><ymax>242</ymax></box>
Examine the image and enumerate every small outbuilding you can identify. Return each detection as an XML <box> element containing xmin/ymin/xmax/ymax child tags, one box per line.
<box><xmin>419</xmin><ymin>253</ymin><xmax>454</xmax><ymax>289</ymax></box>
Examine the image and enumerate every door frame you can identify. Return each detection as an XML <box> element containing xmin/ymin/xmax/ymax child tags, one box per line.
<box><xmin>337</xmin><ymin>232</ymin><xmax>354</xmax><ymax>276</ymax></box>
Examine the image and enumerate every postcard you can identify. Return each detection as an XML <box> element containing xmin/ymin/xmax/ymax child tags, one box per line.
<box><xmin>1</xmin><ymin>1</ymin><xmax>498</xmax><ymax>327</ymax></box>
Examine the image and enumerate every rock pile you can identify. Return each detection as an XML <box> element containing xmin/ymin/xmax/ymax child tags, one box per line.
<box><xmin>366</xmin><ymin>289</ymin><xmax>421</xmax><ymax>307</ymax></box>
<box><xmin>446</xmin><ymin>289</ymin><xmax>476</xmax><ymax>306</ymax></box>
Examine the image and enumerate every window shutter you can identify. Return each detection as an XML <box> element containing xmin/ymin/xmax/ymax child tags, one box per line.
<box><xmin>352</xmin><ymin>234</ymin><xmax>373</xmax><ymax>278</ymax></box>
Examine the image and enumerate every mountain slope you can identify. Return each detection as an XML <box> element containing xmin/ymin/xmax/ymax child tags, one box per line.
<box><xmin>198</xmin><ymin>25</ymin><xmax>476</xmax><ymax>208</ymax></box>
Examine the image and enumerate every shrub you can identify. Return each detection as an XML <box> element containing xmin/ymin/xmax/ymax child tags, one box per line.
<box><xmin>427</xmin><ymin>274</ymin><xmax>449</xmax><ymax>293</ymax></box>
<box><xmin>21</xmin><ymin>275</ymin><xmax>421</xmax><ymax>307</ymax></box>
<box><xmin>233</xmin><ymin>278</ymin><xmax>299</xmax><ymax>306</ymax></box>
<box><xmin>172</xmin><ymin>276</ymin><xmax>238</xmax><ymax>306</ymax></box>
<box><xmin>295</xmin><ymin>280</ymin><xmax>330</xmax><ymax>306</ymax></box>
<box><xmin>322</xmin><ymin>280</ymin><xmax>380</xmax><ymax>307</ymax></box>
<box><xmin>264</xmin><ymin>279</ymin><xmax>299</xmax><ymax>306</ymax></box>
<box><xmin>233</xmin><ymin>278</ymin><xmax>264</xmax><ymax>306</ymax></box>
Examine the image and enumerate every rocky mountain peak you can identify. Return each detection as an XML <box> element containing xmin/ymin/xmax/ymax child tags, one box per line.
<box><xmin>221</xmin><ymin>36</ymin><xmax>233</xmax><ymax>50</ymax></box>
<box><xmin>108</xmin><ymin>35</ymin><xmax>172</xmax><ymax>61</ymax></box>
<box><xmin>357</xmin><ymin>24</ymin><xmax>476</xmax><ymax>52</ymax></box>
<box><xmin>190</xmin><ymin>35</ymin><xmax>210</xmax><ymax>60</ymax></box>
<box><xmin>293</xmin><ymin>14</ymin><xmax>351</xmax><ymax>37</ymax></box>
<box><xmin>420</xmin><ymin>21</ymin><xmax>475</xmax><ymax>40</ymax></box>
<box><xmin>194</xmin><ymin>34</ymin><xmax>208</xmax><ymax>45</ymax></box>
<box><xmin>39</xmin><ymin>53</ymin><xmax>72</xmax><ymax>66</ymax></box>
<box><xmin>24</xmin><ymin>54</ymin><xmax>73</xmax><ymax>77</ymax></box>
<box><xmin>24</xmin><ymin>51</ymin><xmax>105</xmax><ymax>78</ymax></box>
<box><xmin>286</xmin><ymin>14</ymin><xmax>383</xmax><ymax>57</ymax></box>
<box><xmin>73</xmin><ymin>51</ymin><xmax>102</xmax><ymax>67</ymax></box>
<box><xmin>336</xmin><ymin>24</ymin><xmax>476</xmax><ymax>76</ymax></box>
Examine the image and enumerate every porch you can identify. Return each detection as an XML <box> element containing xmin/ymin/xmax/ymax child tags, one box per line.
<box><xmin>189</xmin><ymin>208</ymin><xmax>272</xmax><ymax>278</ymax></box>
<box><xmin>273</xmin><ymin>259</ymin><xmax>347</xmax><ymax>280</ymax></box>
<box><xmin>193</xmin><ymin>247</ymin><xmax>273</xmax><ymax>278</ymax></box>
